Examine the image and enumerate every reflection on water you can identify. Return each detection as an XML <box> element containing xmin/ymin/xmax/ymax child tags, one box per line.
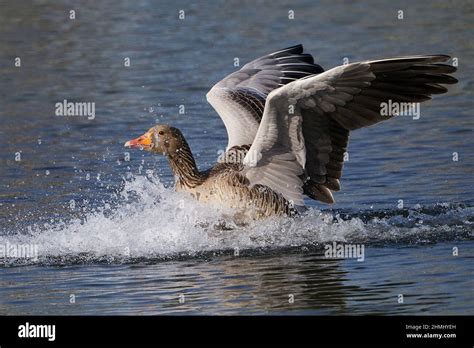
<box><xmin>0</xmin><ymin>242</ymin><xmax>472</xmax><ymax>315</ymax></box>
<box><xmin>0</xmin><ymin>0</ymin><xmax>473</xmax><ymax>315</ymax></box>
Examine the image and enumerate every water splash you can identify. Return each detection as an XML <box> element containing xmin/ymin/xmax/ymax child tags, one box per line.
<box><xmin>0</xmin><ymin>175</ymin><xmax>472</xmax><ymax>266</ymax></box>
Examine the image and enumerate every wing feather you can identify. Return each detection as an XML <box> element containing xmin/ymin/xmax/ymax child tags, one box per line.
<box><xmin>243</xmin><ymin>55</ymin><xmax>457</xmax><ymax>204</ymax></box>
<box><xmin>206</xmin><ymin>45</ymin><xmax>324</xmax><ymax>149</ymax></box>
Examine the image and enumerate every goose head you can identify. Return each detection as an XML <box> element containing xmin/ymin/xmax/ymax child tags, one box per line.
<box><xmin>124</xmin><ymin>124</ymin><xmax>185</xmax><ymax>156</ymax></box>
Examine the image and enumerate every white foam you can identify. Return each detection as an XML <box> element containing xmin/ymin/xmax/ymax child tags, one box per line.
<box><xmin>0</xmin><ymin>175</ymin><xmax>472</xmax><ymax>263</ymax></box>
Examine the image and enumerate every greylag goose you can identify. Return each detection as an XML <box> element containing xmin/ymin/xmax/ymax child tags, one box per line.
<box><xmin>125</xmin><ymin>45</ymin><xmax>457</xmax><ymax>218</ymax></box>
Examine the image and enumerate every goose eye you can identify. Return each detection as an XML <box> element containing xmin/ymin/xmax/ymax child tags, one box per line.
<box><xmin>158</xmin><ymin>131</ymin><xmax>164</xmax><ymax>135</ymax></box>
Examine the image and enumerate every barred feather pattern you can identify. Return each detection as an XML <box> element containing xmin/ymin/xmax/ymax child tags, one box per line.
<box><xmin>167</xmin><ymin>140</ymin><xmax>296</xmax><ymax>217</ymax></box>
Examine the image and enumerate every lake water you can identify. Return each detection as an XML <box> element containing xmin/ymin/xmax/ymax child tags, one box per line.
<box><xmin>0</xmin><ymin>0</ymin><xmax>473</xmax><ymax>315</ymax></box>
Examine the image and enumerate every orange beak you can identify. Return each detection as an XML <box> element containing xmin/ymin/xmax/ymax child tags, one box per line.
<box><xmin>124</xmin><ymin>132</ymin><xmax>153</xmax><ymax>150</ymax></box>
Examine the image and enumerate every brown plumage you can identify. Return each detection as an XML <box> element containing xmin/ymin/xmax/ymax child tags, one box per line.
<box><xmin>125</xmin><ymin>45</ymin><xmax>457</xmax><ymax>218</ymax></box>
<box><xmin>125</xmin><ymin>125</ymin><xmax>296</xmax><ymax>218</ymax></box>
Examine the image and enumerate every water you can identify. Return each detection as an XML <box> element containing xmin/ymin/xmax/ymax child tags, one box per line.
<box><xmin>0</xmin><ymin>0</ymin><xmax>473</xmax><ymax>315</ymax></box>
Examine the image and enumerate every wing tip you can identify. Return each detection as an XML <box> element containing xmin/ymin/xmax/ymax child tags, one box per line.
<box><xmin>270</xmin><ymin>44</ymin><xmax>304</xmax><ymax>56</ymax></box>
<box><xmin>369</xmin><ymin>54</ymin><xmax>454</xmax><ymax>65</ymax></box>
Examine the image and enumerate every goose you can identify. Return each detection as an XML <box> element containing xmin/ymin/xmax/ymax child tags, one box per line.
<box><xmin>125</xmin><ymin>45</ymin><xmax>457</xmax><ymax>218</ymax></box>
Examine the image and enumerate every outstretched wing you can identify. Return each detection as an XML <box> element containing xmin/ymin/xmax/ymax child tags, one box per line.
<box><xmin>243</xmin><ymin>55</ymin><xmax>457</xmax><ymax>205</ymax></box>
<box><xmin>206</xmin><ymin>44</ymin><xmax>324</xmax><ymax>150</ymax></box>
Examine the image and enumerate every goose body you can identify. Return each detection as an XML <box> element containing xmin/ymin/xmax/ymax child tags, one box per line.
<box><xmin>151</xmin><ymin>135</ymin><xmax>294</xmax><ymax>217</ymax></box>
<box><xmin>125</xmin><ymin>45</ymin><xmax>457</xmax><ymax>218</ymax></box>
